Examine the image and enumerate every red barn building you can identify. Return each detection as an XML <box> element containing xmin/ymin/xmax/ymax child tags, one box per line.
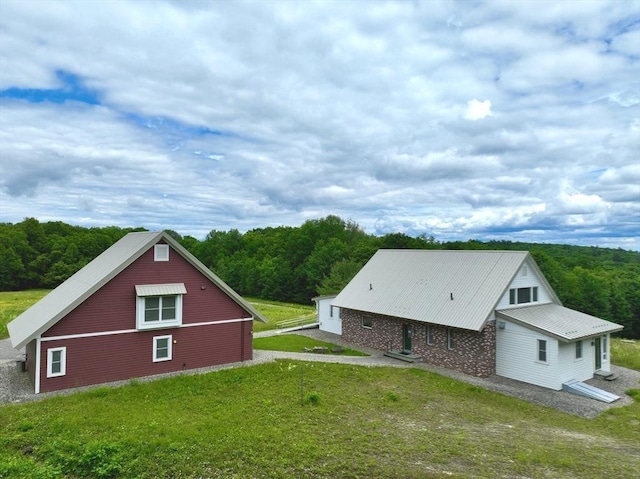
<box><xmin>8</xmin><ymin>231</ymin><xmax>266</xmax><ymax>394</ymax></box>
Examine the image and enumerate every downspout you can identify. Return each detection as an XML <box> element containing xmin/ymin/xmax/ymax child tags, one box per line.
<box><xmin>240</xmin><ymin>319</ymin><xmax>245</xmax><ymax>362</ymax></box>
<box><xmin>35</xmin><ymin>338</ymin><xmax>41</xmax><ymax>394</ymax></box>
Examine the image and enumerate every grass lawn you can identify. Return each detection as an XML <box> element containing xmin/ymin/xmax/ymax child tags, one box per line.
<box><xmin>612</xmin><ymin>338</ymin><xmax>640</xmax><ymax>371</ymax></box>
<box><xmin>247</xmin><ymin>297</ymin><xmax>316</xmax><ymax>333</ymax></box>
<box><xmin>1</xmin><ymin>360</ymin><xmax>639</xmax><ymax>478</ymax></box>
<box><xmin>254</xmin><ymin>334</ymin><xmax>368</xmax><ymax>356</ymax></box>
<box><xmin>0</xmin><ymin>290</ymin><xmax>49</xmax><ymax>339</ymax></box>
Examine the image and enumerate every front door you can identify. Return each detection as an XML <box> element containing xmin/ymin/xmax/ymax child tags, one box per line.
<box><xmin>402</xmin><ymin>324</ymin><xmax>412</xmax><ymax>352</ymax></box>
<box><xmin>594</xmin><ymin>337</ymin><xmax>602</xmax><ymax>371</ymax></box>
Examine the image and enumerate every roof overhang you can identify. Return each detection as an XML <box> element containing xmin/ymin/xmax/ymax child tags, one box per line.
<box><xmin>496</xmin><ymin>303</ymin><xmax>623</xmax><ymax>342</ymax></box>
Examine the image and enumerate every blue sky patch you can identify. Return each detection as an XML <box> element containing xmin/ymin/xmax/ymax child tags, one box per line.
<box><xmin>0</xmin><ymin>70</ymin><xmax>100</xmax><ymax>105</ymax></box>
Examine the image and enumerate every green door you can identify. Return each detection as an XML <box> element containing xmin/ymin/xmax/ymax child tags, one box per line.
<box><xmin>402</xmin><ymin>324</ymin><xmax>412</xmax><ymax>352</ymax></box>
<box><xmin>595</xmin><ymin>337</ymin><xmax>602</xmax><ymax>371</ymax></box>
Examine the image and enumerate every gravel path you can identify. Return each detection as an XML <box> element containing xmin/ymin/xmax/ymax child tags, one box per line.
<box><xmin>1</xmin><ymin>331</ymin><xmax>638</xmax><ymax>418</ymax></box>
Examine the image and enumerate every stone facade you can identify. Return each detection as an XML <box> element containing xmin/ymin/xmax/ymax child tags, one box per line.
<box><xmin>342</xmin><ymin>308</ymin><xmax>496</xmax><ymax>377</ymax></box>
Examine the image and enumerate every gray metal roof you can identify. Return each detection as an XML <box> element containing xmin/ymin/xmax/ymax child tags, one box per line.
<box><xmin>332</xmin><ymin>249</ymin><xmax>533</xmax><ymax>332</ymax></box>
<box><xmin>8</xmin><ymin>231</ymin><xmax>266</xmax><ymax>349</ymax></box>
<box><xmin>496</xmin><ymin>304</ymin><xmax>623</xmax><ymax>341</ymax></box>
<box><xmin>135</xmin><ymin>283</ymin><xmax>187</xmax><ymax>296</ymax></box>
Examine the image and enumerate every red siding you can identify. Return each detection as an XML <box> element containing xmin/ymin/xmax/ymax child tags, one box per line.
<box><xmin>45</xmin><ymin>244</ymin><xmax>251</xmax><ymax>337</ymax></box>
<box><xmin>37</xmin><ymin>241</ymin><xmax>256</xmax><ymax>393</ymax></box>
<box><xmin>38</xmin><ymin>321</ymin><xmax>253</xmax><ymax>393</ymax></box>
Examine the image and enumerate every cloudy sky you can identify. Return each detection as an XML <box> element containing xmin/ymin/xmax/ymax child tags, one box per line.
<box><xmin>1</xmin><ymin>0</ymin><xmax>639</xmax><ymax>250</ymax></box>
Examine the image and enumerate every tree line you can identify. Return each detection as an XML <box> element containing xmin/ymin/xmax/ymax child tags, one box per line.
<box><xmin>1</xmin><ymin>216</ymin><xmax>638</xmax><ymax>338</ymax></box>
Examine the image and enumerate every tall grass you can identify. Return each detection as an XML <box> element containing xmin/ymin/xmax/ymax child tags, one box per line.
<box><xmin>611</xmin><ymin>338</ymin><xmax>640</xmax><ymax>371</ymax></box>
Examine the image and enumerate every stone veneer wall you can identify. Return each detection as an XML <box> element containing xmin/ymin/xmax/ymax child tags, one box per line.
<box><xmin>341</xmin><ymin>309</ymin><xmax>496</xmax><ymax>377</ymax></box>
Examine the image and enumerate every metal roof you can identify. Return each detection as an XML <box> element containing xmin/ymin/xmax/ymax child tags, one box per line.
<box><xmin>135</xmin><ymin>283</ymin><xmax>187</xmax><ymax>296</ymax></box>
<box><xmin>332</xmin><ymin>249</ymin><xmax>533</xmax><ymax>332</ymax></box>
<box><xmin>496</xmin><ymin>304</ymin><xmax>623</xmax><ymax>341</ymax></box>
<box><xmin>8</xmin><ymin>231</ymin><xmax>266</xmax><ymax>350</ymax></box>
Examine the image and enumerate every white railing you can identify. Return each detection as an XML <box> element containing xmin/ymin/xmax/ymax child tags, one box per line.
<box><xmin>276</xmin><ymin>313</ymin><xmax>317</xmax><ymax>329</ymax></box>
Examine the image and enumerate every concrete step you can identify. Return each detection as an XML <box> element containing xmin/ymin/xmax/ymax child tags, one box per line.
<box><xmin>384</xmin><ymin>350</ymin><xmax>421</xmax><ymax>363</ymax></box>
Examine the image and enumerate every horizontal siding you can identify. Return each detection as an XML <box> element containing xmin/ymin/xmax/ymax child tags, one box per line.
<box><xmin>557</xmin><ymin>340</ymin><xmax>593</xmax><ymax>384</ymax></box>
<box><xmin>38</xmin><ymin>321</ymin><xmax>252</xmax><ymax>393</ymax></box>
<box><xmin>318</xmin><ymin>297</ymin><xmax>341</xmax><ymax>335</ymax></box>
<box><xmin>496</xmin><ymin>319</ymin><xmax>560</xmax><ymax>389</ymax></box>
<box><xmin>495</xmin><ymin>258</ymin><xmax>555</xmax><ymax>310</ymax></box>
<box><xmin>44</xmin><ymin>246</ymin><xmax>250</xmax><ymax>337</ymax></box>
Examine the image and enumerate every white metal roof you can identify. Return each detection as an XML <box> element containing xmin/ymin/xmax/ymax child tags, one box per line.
<box><xmin>332</xmin><ymin>249</ymin><xmax>545</xmax><ymax>332</ymax></box>
<box><xmin>8</xmin><ymin>231</ymin><xmax>266</xmax><ymax>349</ymax></box>
<box><xmin>135</xmin><ymin>283</ymin><xmax>188</xmax><ymax>296</ymax></box>
<box><xmin>496</xmin><ymin>304</ymin><xmax>623</xmax><ymax>341</ymax></box>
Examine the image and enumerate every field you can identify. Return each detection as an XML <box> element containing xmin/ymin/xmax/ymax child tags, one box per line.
<box><xmin>1</xmin><ymin>359</ymin><xmax>638</xmax><ymax>478</ymax></box>
<box><xmin>1</xmin><ymin>291</ymin><xmax>640</xmax><ymax>477</ymax></box>
<box><xmin>0</xmin><ymin>290</ymin><xmax>49</xmax><ymax>339</ymax></box>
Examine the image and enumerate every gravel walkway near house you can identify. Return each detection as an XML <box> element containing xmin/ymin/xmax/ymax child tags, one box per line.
<box><xmin>1</xmin><ymin>331</ymin><xmax>638</xmax><ymax>418</ymax></box>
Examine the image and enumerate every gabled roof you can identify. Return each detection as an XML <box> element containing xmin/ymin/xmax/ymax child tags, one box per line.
<box><xmin>496</xmin><ymin>304</ymin><xmax>623</xmax><ymax>342</ymax></box>
<box><xmin>332</xmin><ymin>249</ymin><xmax>559</xmax><ymax>332</ymax></box>
<box><xmin>8</xmin><ymin>231</ymin><xmax>266</xmax><ymax>350</ymax></box>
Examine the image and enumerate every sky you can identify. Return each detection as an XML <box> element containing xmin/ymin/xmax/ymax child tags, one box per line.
<box><xmin>0</xmin><ymin>0</ymin><xmax>639</xmax><ymax>250</ymax></box>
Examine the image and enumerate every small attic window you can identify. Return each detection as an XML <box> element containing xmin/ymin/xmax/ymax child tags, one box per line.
<box><xmin>154</xmin><ymin>244</ymin><xmax>169</xmax><ymax>261</ymax></box>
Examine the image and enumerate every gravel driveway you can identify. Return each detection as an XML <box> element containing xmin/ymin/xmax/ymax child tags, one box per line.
<box><xmin>1</xmin><ymin>331</ymin><xmax>638</xmax><ymax>418</ymax></box>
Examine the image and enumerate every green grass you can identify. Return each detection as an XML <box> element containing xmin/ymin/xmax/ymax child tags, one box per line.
<box><xmin>0</xmin><ymin>290</ymin><xmax>49</xmax><ymax>339</ymax></box>
<box><xmin>611</xmin><ymin>338</ymin><xmax>640</xmax><ymax>371</ymax></box>
<box><xmin>247</xmin><ymin>297</ymin><xmax>316</xmax><ymax>332</ymax></box>
<box><xmin>254</xmin><ymin>334</ymin><xmax>368</xmax><ymax>356</ymax></box>
<box><xmin>1</xmin><ymin>361</ymin><xmax>639</xmax><ymax>478</ymax></box>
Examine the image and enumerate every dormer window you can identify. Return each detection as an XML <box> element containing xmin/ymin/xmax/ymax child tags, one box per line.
<box><xmin>509</xmin><ymin>286</ymin><xmax>538</xmax><ymax>305</ymax></box>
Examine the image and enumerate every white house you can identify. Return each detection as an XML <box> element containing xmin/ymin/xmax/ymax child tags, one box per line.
<box><xmin>332</xmin><ymin>249</ymin><xmax>623</xmax><ymax>391</ymax></box>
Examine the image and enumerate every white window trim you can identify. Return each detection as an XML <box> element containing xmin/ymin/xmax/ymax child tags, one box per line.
<box><xmin>47</xmin><ymin>347</ymin><xmax>67</xmax><ymax>378</ymax></box>
<box><xmin>153</xmin><ymin>335</ymin><xmax>173</xmax><ymax>362</ymax></box>
<box><xmin>361</xmin><ymin>315</ymin><xmax>373</xmax><ymax>329</ymax></box>
<box><xmin>154</xmin><ymin>244</ymin><xmax>169</xmax><ymax>261</ymax></box>
<box><xmin>537</xmin><ymin>339</ymin><xmax>548</xmax><ymax>363</ymax></box>
<box><xmin>426</xmin><ymin>325</ymin><xmax>434</xmax><ymax>345</ymax></box>
<box><xmin>136</xmin><ymin>294</ymin><xmax>183</xmax><ymax>330</ymax></box>
<box><xmin>447</xmin><ymin>328</ymin><xmax>455</xmax><ymax>350</ymax></box>
<box><xmin>575</xmin><ymin>340</ymin><xmax>583</xmax><ymax>360</ymax></box>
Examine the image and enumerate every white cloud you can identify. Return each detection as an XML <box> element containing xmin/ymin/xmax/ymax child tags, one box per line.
<box><xmin>464</xmin><ymin>99</ymin><xmax>493</xmax><ymax>121</ymax></box>
<box><xmin>0</xmin><ymin>0</ymin><xmax>638</xmax><ymax>250</ymax></box>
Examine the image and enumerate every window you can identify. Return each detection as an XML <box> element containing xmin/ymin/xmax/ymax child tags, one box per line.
<box><xmin>153</xmin><ymin>335</ymin><xmax>172</xmax><ymax>362</ymax></box>
<box><xmin>47</xmin><ymin>347</ymin><xmax>66</xmax><ymax>377</ymax></box>
<box><xmin>537</xmin><ymin>339</ymin><xmax>547</xmax><ymax>362</ymax></box>
<box><xmin>575</xmin><ymin>340</ymin><xmax>582</xmax><ymax>359</ymax></box>
<box><xmin>154</xmin><ymin>244</ymin><xmax>169</xmax><ymax>261</ymax></box>
<box><xmin>509</xmin><ymin>287</ymin><xmax>539</xmax><ymax>305</ymax></box>
<box><xmin>135</xmin><ymin>283</ymin><xmax>186</xmax><ymax>330</ymax></box>
<box><xmin>602</xmin><ymin>336</ymin><xmax>607</xmax><ymax>360</ymax></box>
<box><xmin>426</xmin><ymin>325</ymin><xmax>434</xmax><ymax>345</ymax></box>
<box><xmin>447</xmin><ymin>328</ymin><xmax>455</xmax><ymax>349</ymax></box>
<box><xmin>361</xmin><ymin>315</ymin><xmax>373</xmax><ymax>329</ymax></box>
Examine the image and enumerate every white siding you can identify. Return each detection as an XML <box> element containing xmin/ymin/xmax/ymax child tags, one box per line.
<box><xmin>557</xmin><ymin>339</ymin><xmax>593</xmax><ymax>384</ymax></box>
<box><xmin>317</xmin><ymin>297</ymin><xmax>342</xmax><ymax>335</ymax></box>
<box><xmin>495</xmin><ymin>259</ymin><xmax>555</xmax><ymax>310</ymax></box>
<box><xmin>496</xmin><ymin>319</ymin><xmax>562</xmax><ymax>389</ymax></box>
